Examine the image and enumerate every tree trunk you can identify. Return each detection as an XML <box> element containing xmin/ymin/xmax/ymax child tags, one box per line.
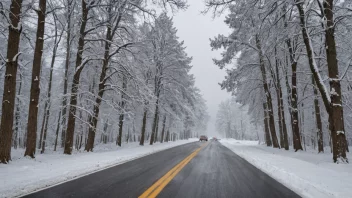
<box><xmin>39</xmin><ymin>49</ymin><xmax>57</xmax><ymax>152</ymax></box>
<box><xmin>296</xmin><ymin>1</ymin><xmax>347</xmax><ymax>161</ymax></box>
<box><xmin>274</xmin><ymin>48</ymin><xmax>289</xmax><ymax>150</ymax></box>
<box><xmin>280</xmin><ymin>89</ymin><xmax>289</xmax><ymax>148</ymax></box>
<box><xmin>116</xmin><ymin>113</ymin><xmax>124</xmax><ymax>146</ymax></box>
<box><xmin>60</xmin><ymin>0</ymin><xmax>73</xmax><ymax>148</ymax></box>
<box><xmin>85</xmin><ymin>82</ymin><xmax>97</xmax><ymax>152</ymax></box>
<box><xmin>284</xmin><ymin>47</ymin><xmax>295</xmax><ymax>148</ymax></box>
<box><xmin>291</xmin><ymin>60</ymin><xmax>303</xmax><ymax>151</ymax></box>
<box><xmin>41</xmin><ymin>112</ymin><xmax>49</xmax><ymax>154</ymax></box>
<box><xmin>139</xmin><ymin>109</ymin><xmax>148</xmax><ymax>146</ymax></box>
<box><xmin>256</xmin><ymin>35</ymin><xmax>279</xmax><ymax>148</ymax></box>
<box><xmin>160</xmin><ymin>115</ymin><xmax>166</xmax><ymax>143</ymax></box>
<box><xmin>323</xmin><ymin>0</ymin><xmax>347</xmax><ymax>162</ymax></box>
<box><xmin>279</xmin><ymin>84</ymin><xmax>289</xmax><ymax>150</ymax></box>
<box><xmin>41</xmin><ymin>20</ymin><xmax>61</xmax><ymax>154</ymax></box>
<box><xmin>296</xmin><ymin>2</ymin><xmax>330</xmax><ymax>114</ymax></box>
<box><xmin>313</xmin><ymin>77</ymin><xmax>324</xmax><ymax>153</ymax></box>
<box><xmin>117</xmin><ymin>75</ymin><xmax>127</xmax><ymax>147</ymax></box>
<box><xmin>263</xmin><ymin>103</ymin><xmax>272</xmax><ymax>146</ymax></box>
<box><xmin>300</xmin><ymin>102</ymin><xmax>305</xmax><ymax>151</ymax></box>
<box><xmin>283</xmin><ymin>4</ymin><xmax>302</xmax><ymax>150</ymax></box>
<box><xmin>102</xmin><ymin>120</ymin><xmax>109</xmax><ymax>145</ymax></box>
<box><xmin>154</xmin><ymin>115</ymin><xmax>159</xmax><ymax>143</ymax></box>
<box><xmin>150</xmin><ymin>98</ymin><xmax>159</xmax><ymax>145</ymax></box>
<box><xmin>54</xmin><ymin>110</ymin><xmax>61</xmax><ymax>151</ymax></box>
<box><xmin>166</xmin><ymin>131</ymin><xmax>169</xmax><ymax>142</ymax></box>
<box><xmin>79</xmin><ymin>135</ymin><xmax>83</xmax><ymax>150</ymax></box>
<box><xmin>38</xmin><ymin>109</ymin><xmax>47</xmax><ymax>150</ymax></box>
<box><xmin>271</xmin><ymin>63</ymin><xmax>284</xmax><ymax>148</ymax></box>
<box><xmin>0</xmin><ymin>0</ymin><xmax>23</xmax><ymax>164</ymax></box>
<box><xmin>86</xmin><ymin>5</ymin><xmax>126</xmax><ymax>150</ymax></box>
<box><xmin>25</xmin><ymin>0</ymin><xmax>47</xmax><ymax>158</ymax></box>
<box><xmin>75</xmin><ymin>134</ymin><xmax>79</xmax><ymax>150</ymax></box>
<box><xmin>85</xmin><ymin>107</ymin><xmax>95</xmax><ymax>150</ymax></box>
<box><xmin>14</xmin><ymin>75</ymin><xmax>23</xmax><ymax>150</ymax></box>
<box><xmin>64</xmin><ymin>0</ymin><xmax>89</xmax><ymax>154</ymax></box>
<box><xmin>284</xmin><ymin>38</ymin><xmax>303</xmax><ymax>151</ymax></box>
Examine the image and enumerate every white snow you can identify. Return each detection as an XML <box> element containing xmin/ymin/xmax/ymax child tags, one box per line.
<box><xmin>12</xmin><ymin>52</ymin><xmax>22</xmax><ymax>62</ymax></box>
<box><xmin>337</xmin><ymin>131</ymin><xmax>345</xmax><ymax>135</ymax></box>
<box><xmin>0</xmin><ymin>139</ymin><xmax>197</xmax><ymax>197</ymax></box>
<box><xmin>330</xmin><ymin>88</ymin><xmax>338</xmax><ymax>96</ymax></box>
<box><xmin>220</xmin><ymin>139</ymin><xmax>352</xmax><ymax>198</ymax></box>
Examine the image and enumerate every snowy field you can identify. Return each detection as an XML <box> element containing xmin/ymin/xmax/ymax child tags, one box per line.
<box><xmin>220</xmin><ymin>139</ymin><xmax>352</xmax><ymax>198</ymax></box>
<box><xmin>0</xmin><ymin>139</ymin><xmax>198</xmax><ymax>198</ymax></box>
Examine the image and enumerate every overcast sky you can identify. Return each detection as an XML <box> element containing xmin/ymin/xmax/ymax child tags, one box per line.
<box><xmin>172</xmin><ymin>1</ymin><xmax>232</xmax><ymax>136</ymax></box>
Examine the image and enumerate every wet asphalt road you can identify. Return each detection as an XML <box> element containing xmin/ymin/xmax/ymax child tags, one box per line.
<box><xmin>23</xmin><ymin>141</ymin><xmax>300</xmax><ymax>198</ymax></box>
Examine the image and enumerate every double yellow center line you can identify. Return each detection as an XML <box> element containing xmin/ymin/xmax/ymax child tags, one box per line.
<box><xmin>139</xmin><ymin>143</ymin><xmax>208</xmax><ymax>198</ymax></box>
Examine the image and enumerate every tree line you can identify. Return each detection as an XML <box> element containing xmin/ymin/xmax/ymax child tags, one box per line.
<box><xmin>207</xmin><ymin>0</ymin><xmax>352</xmax><ymax>163</ymax></box>
<box><xmin>0</xmin><ymin>0</ymin><xmax>209</xmax><ymax>164</ymax></box>
<box><xmin>216</xmin><ymin>98</ymin><xmax>259</xmax><ymax>141</ymax></box>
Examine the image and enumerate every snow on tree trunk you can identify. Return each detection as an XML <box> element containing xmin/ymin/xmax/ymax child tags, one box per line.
<box><xmin>60</xmin><ymin>0</ymin><xmax>73</xmax><ymax>149</ymax></box>
<box><xmin>323</xmin><ymin>0</ymin><xmax>348</xmax><ymax>163</ymax></box>
<box><xmin>312</xmin><ymin>77</ymin><xmax>324</xmax><ymax>153</ymax></box>
<box><xmin>256</xmin><ymin>35</ymin><xmax>280</xmax><ymax>148</ymax></box>
<box><xmin>64</xmin><ymin>0</ymin><xmax>89</xmax><ymax>154</ymax></box>
<box><xmin>274</xmin><ymin>48</ymin><xmax>289</xmax><ymax>150</ymax></box>
<box><xmin>41</xmin><ymin>10</ymin><xmax>62</xmax><ymax>154</ymax></box>
<box><xmin>291</xmin><ymin>60</ymin><xmax>303</xmax><ymax>151</ymax></box>
<box><xmin>296</xmin><ymin>1</ymin><xmax>347</xmax><ymax>162</ymax></box>
<box><xmin>14</xmin><ymin>75</ymin><xmax>23</xmax><ymax>150</ymax></box>
<box><xmin>139</xmin><ymin>108</ymin><xmax>148</xmax><ymax>146</ymax></box>
<box><xmin>263</xmin><ymin>103</ymin><xmax>272</xmax><ymax>147</ymax></box>
<box><xmin>117</xmin><ymin>75</ymin><xmax>128</xmax><ymax>147</ymax></box>
<box><xmin>25</xmin><ymin>0</ymin><xmax>47</xmax><ymax>158</ymax></box>
<box><xmin>0</xmin><ymin>0</ymin><xmax>23</xmax><ymax>164</ymax></box>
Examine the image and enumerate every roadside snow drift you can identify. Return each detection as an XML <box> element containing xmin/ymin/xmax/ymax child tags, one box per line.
<box><xmin>0</xmin><ymin>139</ymin><xmax>197</xmax><ymax>198</ymax></box>
<box><xmin>220</xmin><ymin>139</ymin><xmax>352</xmax><ymax>198</ymax></box>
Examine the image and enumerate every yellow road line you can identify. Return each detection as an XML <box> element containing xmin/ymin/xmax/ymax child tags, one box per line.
<box><xmin>139</xmin><ymin>151</ymin><xmax>196</xmax><ymax>197</ymax></box>
<box><xmin>139</xmin><ymin>142</ymin><xmax>208</xmax><ymax>198</ymax></box>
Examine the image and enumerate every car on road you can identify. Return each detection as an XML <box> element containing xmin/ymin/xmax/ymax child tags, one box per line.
<box><xmin>199</xmin><ymin>135</ymin><xmax>208</xmax><ymax>141</ymax></box>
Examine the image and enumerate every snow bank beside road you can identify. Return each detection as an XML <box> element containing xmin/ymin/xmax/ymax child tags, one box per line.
<box><xmin>220</xmin><ymin>139</ymin><xmax>352</xmax><ymax>198</ymax></box>
<box><xmin>0</xmin><ymin>139</ymin><xmax>197</xmax><ymax>198</ymax></box>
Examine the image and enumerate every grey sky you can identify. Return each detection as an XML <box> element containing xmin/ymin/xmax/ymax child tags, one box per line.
<box><xmin>172</xmin><ymin>1</ymin><xmax>231</xmax><ymax>136</ymax></box>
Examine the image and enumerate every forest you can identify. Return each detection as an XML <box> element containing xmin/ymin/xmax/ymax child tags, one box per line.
<box><xmin>210</xmin><ymin>0</ymin><xmax>352</xmax><ymax>163</ymax></box>
<box><xmin>0</xmin><ymin>0</ymin><xmax>209</xmax><ymax>164</ymax></box>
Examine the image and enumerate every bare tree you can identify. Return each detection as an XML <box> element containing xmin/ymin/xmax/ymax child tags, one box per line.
<box><xmin>296</xmin><ymin>0</ymin><xmax>347</xmax><ymax>162</ymax></box>
<box><xmin>39</xmin><ymin>7</ymin><xmax>64</xmax><ymax>154</ymax></box>
<box><xmin>24</xmin><ymin>0</ymin><xmax>47</xmax><ymax>158</ymax></box>
<box><xmin>255</xmin><ymin>34</ymin><xmax>280</xmax><ymax>148</ymax></box>
<box><xmin>0</xmin><ymin>0</ymin><xmax>23</xmax><ymax>163</ymax></box>
<box><xmin>64</xmin><ymin>0</ymin><xmax>95</xmax><ymax>154</ymax></box>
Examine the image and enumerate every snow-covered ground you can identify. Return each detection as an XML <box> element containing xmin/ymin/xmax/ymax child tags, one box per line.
<box><xmin>220</xmin><ymin>139</ymin><xmax>352</xmax><ymax>198</ymax></box>
<box><xmin>0</xmin><ymin>139</ymin><xmax>197</xmax><ymax>198</ymax></box>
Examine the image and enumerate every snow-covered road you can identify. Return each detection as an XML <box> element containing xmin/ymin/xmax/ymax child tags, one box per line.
<box><xmin>17</xmin><ymin>141</ymin><xmax>299</xmax><ymax>198</ymax></box>
<box><xmin>0</xmin><ymin>139</ymin><xmax>197</xmax><ymax>197</ymax></box>
<box><xmin>220</xmin><ymin>139</ymin><xmax>352</xmax><ymax>198</ymax></box>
